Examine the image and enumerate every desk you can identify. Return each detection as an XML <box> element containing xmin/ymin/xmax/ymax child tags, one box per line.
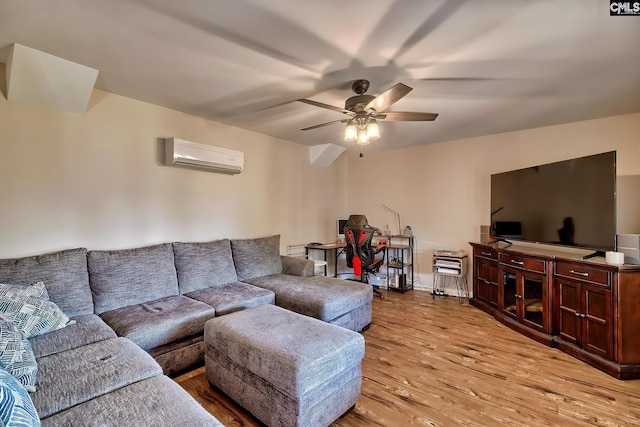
<box><xmin>305</xmin><ymin>243</ymin><xmax>345</xmax><ymax>277</ymax></box>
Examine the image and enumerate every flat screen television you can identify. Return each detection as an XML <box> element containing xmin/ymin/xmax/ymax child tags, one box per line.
<box><xmin>491</xmin><ymin>151</ymin><xmax>616</xmax><ymax>252</ymax></box>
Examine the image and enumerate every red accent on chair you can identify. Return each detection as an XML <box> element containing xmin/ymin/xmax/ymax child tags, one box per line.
<box><xmin>352</xmin><ymin>256</ymin><xmax>362</xmax><ymax>276</ymax></box>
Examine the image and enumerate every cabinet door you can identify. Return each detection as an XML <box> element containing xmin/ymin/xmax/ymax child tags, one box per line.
<box><xmin>582</xmin><ymin>285</ymin><xmax>612</xmax><ymax>359</ymax></box>
<box><xmin>501</xmin><ymin>269</ymin><xmax>518</xmax><ymax>320</ymax></box>
<box><xmin>521</xmin><ymin>272</ymin><xmax>546</xmax><ymax>331</ymax></box>
<box><xmin>556</xmin><ymin>278</ymin><xmax>612</xmax><ymax>359</ymax></box>
<box><xmin>488</xmin><ymin>261</ymin><xmax>499</xmax><ymax>308</ymax></box>
<box><xmin>475</xmin><ymin>257</ymin><xmax>492</xmax><ymax>303</ymax></box>
<box><xmin>557</xmin><ymin>278</ymin><xmax>581</xmax><ymax>346</ymax></box>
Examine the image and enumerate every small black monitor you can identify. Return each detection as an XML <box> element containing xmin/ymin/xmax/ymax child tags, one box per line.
<box><xmin>337</xmin><ymin>218</ymin><xmax>349</xmax><ymax>239</ymax></box>
<box><xmin>494</xmin><ymin>221</ymin><xmax>522</xmax><ymax>238</ymax></box>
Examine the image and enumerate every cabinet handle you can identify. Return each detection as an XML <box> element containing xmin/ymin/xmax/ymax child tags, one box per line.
<box><xmin>510</xmin><ymin>260</ymin><xmax>524</xmax><ymax>265</ymax></box>
<box><xmin>481</xmin><ymin>252</ymin><xmax>492</xmax><ymax>257</ymax></box>
<box><xmin>575</xmin><ymin>312</ymin><xmax>581</xmax><ymax>317</ymax></box>
<box><xmin>581</xmin><ymin>313</ymin><xmax>587</xmax><ymax>318</ymax></box>
<box><xmin>569</xmin><ymin>270</ymin><xmax>589</xmax><ymax>277</ymax></box>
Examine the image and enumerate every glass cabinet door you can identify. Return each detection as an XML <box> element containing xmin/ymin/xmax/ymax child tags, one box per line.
<box><xmin>522</xmin><ymin>275</ymin><xmax>544</xmax><ymax>328</ymax></box>
<box><xmin>502</xmin><ymin>271</ymin><xmax>517</xmax><ymax>317</ymax></box>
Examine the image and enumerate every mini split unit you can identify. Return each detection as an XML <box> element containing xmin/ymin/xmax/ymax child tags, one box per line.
<box><xmin>164</xmin><ymin>138</ymin><xmax>244</xmax><ymax>174</ymax></box>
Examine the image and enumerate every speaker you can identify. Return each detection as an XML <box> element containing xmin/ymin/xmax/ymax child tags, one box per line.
<box><xmin>480</xmin><ymin>225</ymin><xmax>491</xmax><ymax>243</ymax></box>
<box><xmin>617</xmin><ymin>234</ymin><xmax>640</xmax><ymax>265</ymax></box>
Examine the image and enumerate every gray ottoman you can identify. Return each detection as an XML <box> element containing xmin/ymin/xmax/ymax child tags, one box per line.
<box><xmin>204</xmin><ymin>304</ymin><xmax>365</xmax><ymax>427</ymax></box>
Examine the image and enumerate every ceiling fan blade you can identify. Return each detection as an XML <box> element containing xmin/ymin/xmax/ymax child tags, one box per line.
<box><xmin>365</xmin><ymin>83</ymin><xmax>412</xmax><ymax>112</ymax></box>
<box><xmin>298</xmin><ymin>99</ymin><xmax>352</xmax><ymax>115</ymax></box>
<box><xmin>301</xmin><ymin>119</ymin><xmax>349</xmax><ymax>131</ymax></box>
<box><xmin>377</xmin><ymin>112</ymin><xmax>439</xmax><ymax>121</ymax></box>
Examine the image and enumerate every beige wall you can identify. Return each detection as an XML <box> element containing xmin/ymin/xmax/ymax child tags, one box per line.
<box><xmin>1</xmin><ymin>80</ymin><xmax>638</xmax><ymax>293</ymax></box>
<box><xmin>0</xmin><ymin>89</ymin><xmax>349</xmax><ymax>258</ymax></box>
<box><xmin>347</xmin><ymin>113</ymin><xmax>640</xmax><ymax>290</ymax></box>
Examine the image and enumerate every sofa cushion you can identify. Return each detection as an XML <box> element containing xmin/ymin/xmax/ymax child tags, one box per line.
<box><xmin>0</xmin><ymin>367</ymin><xmax>40</xmax><ymax>427</ymax></box>
<box><xmin>0</xmin><ymin>248</ymin><xmax>93</xmax><ymax>317</ymax></box>
<box><xmin>231</xmin><ymin>235</ymin><xmax>282</xmax><ymax>281</ymax></box>
<box><xmin>31</xmin><ymin>337</ymin><xmax>162</xmax><ymax>419</ymax></box>
<box><xmin>244</xmin><ymin>274</ymin><xmax>373</xmax><ymax>323</ymax></box>
<box><xmin>173</xmin><ymin>239</ymin><xmax>238</xmax><ymax>294</ymax></box>
<box><xmin>40</xmin><ymin>375</ymin><xmax>223</xmax><ymax>427</ymax></box>
<box><xmin>186</xmin><ymin>281</ymin><xmax>275</xmax><ymax>316</ymax></box>
<box><xmin>0</xmin><ymin>315</ymin><xmax>38</xmax><ymax>392</ymax></box>
<box><xmin>281</xmin><ymin>255</ymin><xmax>314</xmax><ymax>277</ymax></box>
<box><xmin>30</xmin><ymin>314</ymin><xmax>117</xmax><ymax>359</ymax></box>
<box><xmin>88</xmin><ymin>243</ymin><xmax>179</xmax><ymax>314</ymax></box>
<box><xmin>99</xmin><ymin>295</ymin><xmax>216</xmax><ymax>351</ymax></box>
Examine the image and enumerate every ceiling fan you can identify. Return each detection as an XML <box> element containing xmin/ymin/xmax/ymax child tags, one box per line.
<box><xmin>298</xmin><ymin>79</ymin><xmax>438</xmax><ymax>145</ymax></box>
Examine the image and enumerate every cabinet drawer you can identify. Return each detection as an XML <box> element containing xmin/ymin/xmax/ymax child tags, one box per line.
<box><xmin>498</xmin><ymin>253</ymin><xmax>546</xmax><ymax>273</ymax></box>
<box><xmin>555</xmin><ymin>261</ymin><xmax>611</xmax><ymax>287</ymax></box>
<box><xmin>475</xmin><ymin>247</ymin><xmax>497</xmax><ymax>260</ymax></box>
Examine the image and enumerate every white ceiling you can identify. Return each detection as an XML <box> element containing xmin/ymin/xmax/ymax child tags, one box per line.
<box><xmin>1</xmin><ymin>0</ymin><xmax>639</xmax><ymax>151</ymax></box>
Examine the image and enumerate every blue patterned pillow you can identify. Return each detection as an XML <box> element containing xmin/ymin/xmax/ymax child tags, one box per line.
<box><xmin>0</xmin><ymin>291</ymin><xmax>72</xmax><ymax>339</ymax></box>
<box><xmin>0</xmin><ymin>316</ymin><xmax>37</xmax><ymax>392</ymax></box>
<box><xmin>0</xmin><ymin>282</ymin><xmax>50</xmax><ymax>301</ymax></box>
<box><xmin>0</xmin><ymin>367</ymin><xmax>40</xmax><ymax>426</ymax></box>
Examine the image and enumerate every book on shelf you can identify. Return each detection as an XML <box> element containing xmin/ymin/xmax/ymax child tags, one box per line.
<box><xmin>435</xmin><ymin>260</ymin><xmax>461</xmax><ymax>268</ymax></box>
<box><xmin>435</xmin><ymin>267</ymin><xmax>460</xmax><ymax>274</ymax></box>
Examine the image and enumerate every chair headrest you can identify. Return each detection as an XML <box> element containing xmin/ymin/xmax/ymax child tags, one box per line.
<box><xmin>347</xmin><ymin>214</ymin><xmax>368</xmax><ymax>227</ymax></box>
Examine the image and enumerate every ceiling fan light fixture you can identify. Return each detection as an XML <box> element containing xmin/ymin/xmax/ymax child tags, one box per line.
<box><xmin>300</xmin><ymin>79</ymin><xmax>437</xmax><ymax>147</ymax></box>
<box><xmin>367</xmin><ymin>120</ymin><xmax>380</xmax><ymax>139</ymax></box>
<box><xmin>344</xmin><ymin>121</ymin><xmax>357</xmax><ymax>142</ymax></box>
<box><xmin>357</xmin><ymin>128</ymin><xmax>369</xmax><ymax>145</ymax></box>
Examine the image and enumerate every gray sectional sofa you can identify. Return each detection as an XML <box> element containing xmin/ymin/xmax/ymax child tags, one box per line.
<box><xmin>0</xmin><ymin>234</ymin><xmax>372</xmax><ymax>426</ymax></box>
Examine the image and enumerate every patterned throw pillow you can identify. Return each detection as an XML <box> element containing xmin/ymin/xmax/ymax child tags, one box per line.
<box><xmin>0</xmin><ymin>367</ymin><xmax>40</xmax><ymax>426</ymax></box>
<box><xmin>0</xmin><ymin>316</ymin><xmax>38</xmax><ymax>392</ymax></box>
<box><xmin>0</xmin><ymin>292</ymin><xmax>72</xmax><ymax>339</ymax></box>
<box><xmin>0</xmin><ymin>282</ymin><xmax>50</xmax><ymax>301</ymax></box>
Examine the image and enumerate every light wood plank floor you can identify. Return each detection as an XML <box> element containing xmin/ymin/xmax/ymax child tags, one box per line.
<box><xmin>175</xmin><ymin>291</ymin><xmax>640</xmax><ymax>426</ymax></box>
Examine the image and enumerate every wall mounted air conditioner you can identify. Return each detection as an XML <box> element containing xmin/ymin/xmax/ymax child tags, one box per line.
<box><xmin>164</xmin><ymin>138</ymin><xmax>244</xmax><ymax>174</ymax></box>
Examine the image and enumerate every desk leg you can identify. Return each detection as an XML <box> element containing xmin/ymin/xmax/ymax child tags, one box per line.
<box><xmin>322</xmin><ymin>250</ymin><xmax>328</xmax><ymax>277</ymax></box>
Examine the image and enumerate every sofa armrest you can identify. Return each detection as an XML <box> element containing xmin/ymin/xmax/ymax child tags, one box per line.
<box><xmin>281</xmin><ymin>256</ymin><xmax>315</xmax><ymax>277</ymax></box>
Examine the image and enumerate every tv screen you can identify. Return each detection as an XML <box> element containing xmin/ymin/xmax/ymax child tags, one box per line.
<box><xmin>491</xmin><ymin>151</ymin><xmax>616</xmax><ymax>251</ymax></box>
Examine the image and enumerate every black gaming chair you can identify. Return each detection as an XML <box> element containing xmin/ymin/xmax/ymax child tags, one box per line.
<box><xmin>344</xmin><ymin>214</ymin><xmax>386</xmax><ymax>299</ymax></box>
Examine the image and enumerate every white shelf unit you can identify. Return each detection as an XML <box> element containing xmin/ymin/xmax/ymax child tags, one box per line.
<box><xmin>432</xmin><ymin>250</ymin><xmax>469</xmax><ymax>303</ymax></box>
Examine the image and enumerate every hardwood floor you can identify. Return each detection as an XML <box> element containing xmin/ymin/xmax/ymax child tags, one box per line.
<box><xmin>175</xmin><ymin>291</ymin><xmax>640</xmax><ymax>426</ymax></box>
